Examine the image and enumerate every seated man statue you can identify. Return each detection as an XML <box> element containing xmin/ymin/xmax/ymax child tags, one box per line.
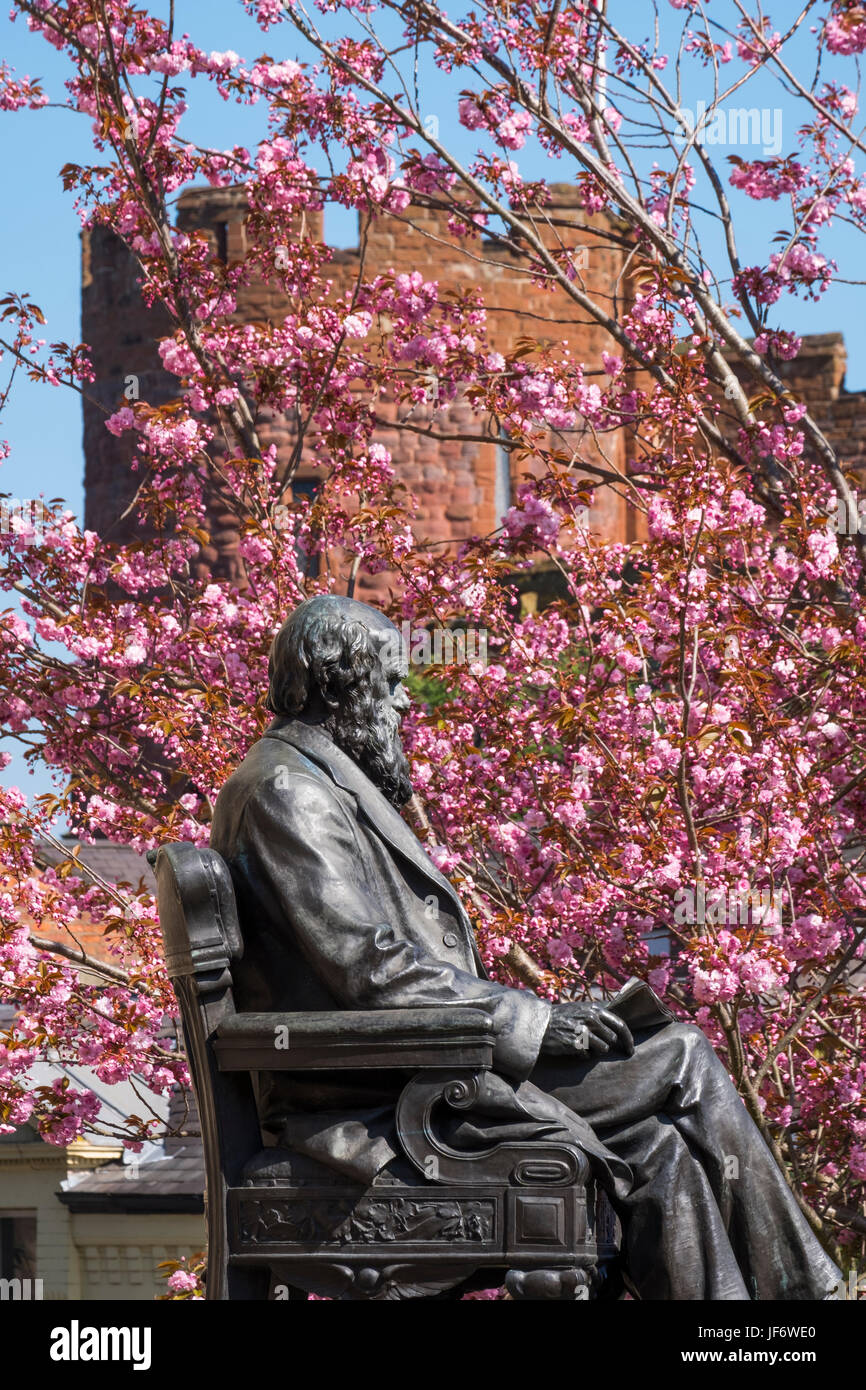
<box><xmin>210</xmin><ymin>594</ymin><xmax>840</xmax><ymax>1301</ymax></box>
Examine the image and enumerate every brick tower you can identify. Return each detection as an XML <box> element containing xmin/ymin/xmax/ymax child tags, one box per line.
<box><xmin>81</xmin><ymin>184</ymin><xmax>645</xmax><ymax>601</ymax></box>
<box><xmin>86</xmin><ymin>188</ymin><xmax>866</xmax><ymax>599</ymax></box>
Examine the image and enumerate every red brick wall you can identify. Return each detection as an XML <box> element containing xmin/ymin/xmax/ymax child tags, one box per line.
<box><xmin>83</xmin><ymin>189</ymin><xmax>866</xmax><ymax>601</ymax></box>
<box><xmin>718</xmin><ymin>332</ymin><xmax>866</xmax><ymax>516</ymax></box>
<box><xmin>772</xmin><ymin>333</ymin><xmax>866</xmax><ymax>481</ymax></box>
<box><xmin>81</xmin><ymin>223</ymin><xmax>175</xmax><ymax>547</ymax></box>
<box><xmin>82</xmin><ymin>185</ymin><xmax>642</xmax><ymax>596</ymax></box>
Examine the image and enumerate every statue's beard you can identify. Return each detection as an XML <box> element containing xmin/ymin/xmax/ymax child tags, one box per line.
<box><xmin>323</xmin><ymin>696</ymin><xmax>414</xmax><ymax>807</ymax></box>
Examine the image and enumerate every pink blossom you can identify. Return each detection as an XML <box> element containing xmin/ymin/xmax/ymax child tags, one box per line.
<box><xmin>825</xmin><ymin>13</ymin><xmax>866</xmax><ymax>55</ymax></box>
<box><xmin>105</xmin><ymin>407</ymin><xmax>136</xmax><ymax>436</ymax></box>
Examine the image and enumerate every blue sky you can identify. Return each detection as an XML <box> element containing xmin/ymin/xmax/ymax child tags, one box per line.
<box><xmin>1</xmin><ymin>0</ymin><xmax>863</xmax><ymax>802</ymax></box>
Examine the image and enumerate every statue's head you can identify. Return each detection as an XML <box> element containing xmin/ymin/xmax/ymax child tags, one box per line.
<box><xmin>266</xmin><ymin>594</ymin><xmax>413</xmax><ymax>806</ymax></box>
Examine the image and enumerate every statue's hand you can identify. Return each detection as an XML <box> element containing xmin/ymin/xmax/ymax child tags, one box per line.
<box><xmin>541</xmin><ymin>1001</ymin><xmax>634</xmax><ymax>1058</ymax></box>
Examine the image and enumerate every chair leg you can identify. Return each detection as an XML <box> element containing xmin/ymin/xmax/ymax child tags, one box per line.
<box><xmin>594</xmin><ymin>1253</ymin><xmax>629</xmax><ymax>1300</ymax></box>
<box><xmin>272</xmin><ymin>1280</ymin><xmax>309</xmax><ymax>1301</ymax></box>
<box><xmin>224</xmin><ymin>1265</ymin><xmax>273</xmax><ymax>1300</ymax></box>
<box><xmin>505</xmin><ymin>1266</ymin><xmax>596</xmax><ymax>1300</ymax></box>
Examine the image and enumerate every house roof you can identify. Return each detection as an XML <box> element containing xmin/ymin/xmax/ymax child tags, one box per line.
<box><xmin>7</xmin><ymin>842</ymin><xmax>206</xmax><ymax>1212</ymax></box>
<box><xmin>35</xmin><ymin>836</ymin><xmax>156</xmax><ymax>894</ymax></box>
<box><xmin>58</xmin><ymin>1144</ymin><xmax>204</xmax><ymax>1213</ymax></box>
<box><xmin>25</xmin><ymin>835</ymin><xmax>157</xmax><ymax>968</ymax></box>
<box><xmin>0</xmin><ymin>1068</ymin><xmax>203</xmax><ymax>1212</ymax></box>
<box><xmin>21</xmin><ymin>1061</ymin><xmax>173</xmax><ymax>1138</ymax></box>
<box><xmin>56</xmin><ymin>1082</ymin><xmax>203</xmax><ymax>1212</ymax></box>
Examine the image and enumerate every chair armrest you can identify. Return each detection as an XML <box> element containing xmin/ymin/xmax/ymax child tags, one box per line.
<box><xmin>213</xmin><ymin>1007</ymin><xmax>495</xmax><ymax>1071</ymax></box>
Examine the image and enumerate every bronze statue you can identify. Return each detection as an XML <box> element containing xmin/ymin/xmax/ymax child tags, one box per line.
<box><xmin>210</xmin><ymin>594</ymin><xmax>840</xmax><ymax>1300</ymax></box>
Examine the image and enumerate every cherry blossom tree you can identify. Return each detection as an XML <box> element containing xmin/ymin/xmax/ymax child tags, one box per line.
<box><xmin>1</xmin><ymin>0</ymin><xmax>865</xmax><ymax>1269</ymax></box>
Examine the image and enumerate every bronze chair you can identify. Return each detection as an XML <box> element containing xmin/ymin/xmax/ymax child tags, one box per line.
<box><xmin>152</xmin><ymin>841</ymin><xmax>620</xmax><ymax>1301</ymax></box>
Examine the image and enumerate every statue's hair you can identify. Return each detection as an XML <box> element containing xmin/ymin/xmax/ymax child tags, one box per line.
<box><xmin>266</xmin><ymin>596</ymin><xmax>389</xmax><ymax>720</ymax></box>
<box><xmin>266</xmin><ymin>596</ymin><xmax>412</xmax><ymax>805</ymax></box>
